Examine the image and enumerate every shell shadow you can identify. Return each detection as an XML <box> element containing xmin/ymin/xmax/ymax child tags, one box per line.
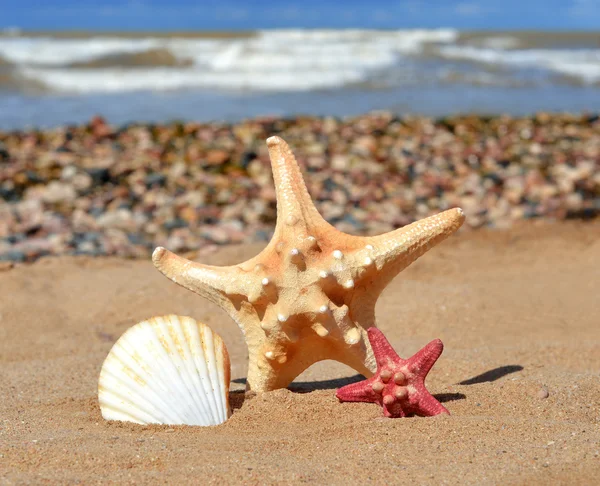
<box><xmin>229</xmin><ymin>390</ymin><xmax>248</xmax><ymax>411</ymax></box>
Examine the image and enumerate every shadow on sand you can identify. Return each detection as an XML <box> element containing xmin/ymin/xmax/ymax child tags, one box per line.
<box><xmin>231</xmin><ymin>375</ymin><xmax>469</xmax><ymax>406</ymax></box>
<box><xmin>232</xmin><ymin>374</ymin><xmax>366</xmax><ymax>394</ymax></box>
<box><xmin>457</xmin><ymin>365</ymin><xmax>524</xmax><ymax>386</ymax></box>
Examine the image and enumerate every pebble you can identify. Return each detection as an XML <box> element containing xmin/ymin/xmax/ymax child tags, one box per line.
<box><xmin>85</xmin><ymin>167</ymin><xmax>111</xmax><ymax>185</ymax></box>
<box><xmin>145</xmin><ymin>173</ymin><xmax>167</xmax><ymax>188</ymax></box>
<box><xmin>0</xmin><ymin>112</ymin><xmax>598</xmax><ymax>262</ymax></box>
<box><xmin>0</xmin><ymin>250</ymin><xmax>25</xmax><ymax>262</ymax></box>
<box><xmin>41</xmin><ymin>181</ymin><xmax>77</xmax><ymax>204</ymax></box>
<box><xmin>537</xmin><ymin>387</ymin><xmax>550</xmax><ymax>399</ymax></box>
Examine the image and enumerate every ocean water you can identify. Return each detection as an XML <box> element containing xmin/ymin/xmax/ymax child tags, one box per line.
<box><xmin>0</xmin><ymin>29</ymin><xmax>599</xmax><ymax>129</ymax></box>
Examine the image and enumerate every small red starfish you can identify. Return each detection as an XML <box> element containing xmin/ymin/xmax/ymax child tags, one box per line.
<box><xmin>336</xmin><ymin>328</ymin><xmax>449</xmax><ymax>418</ymax></box>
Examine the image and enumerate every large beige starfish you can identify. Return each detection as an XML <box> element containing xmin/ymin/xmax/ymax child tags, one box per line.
<box><xmin>152</xmin><ymin>136</ymin><xmax>464</xmax><ymax>392</ymax></box>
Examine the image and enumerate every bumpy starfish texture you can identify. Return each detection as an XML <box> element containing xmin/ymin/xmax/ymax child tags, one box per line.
<box><xmin>152</xmin><ymin>136</ymin><xmax>465</xmax><ymax>392</ymax></box>
<box><xmin>336</xmin><ymin>328</ymin><xmax>449</xmax><ymax>418</ymax></box>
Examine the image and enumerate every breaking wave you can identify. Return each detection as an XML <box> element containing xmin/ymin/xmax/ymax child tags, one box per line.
<box><xmin>0</xmin><ymin>29</ymin><xmax>599</xmax><ymax>94</ymax></box>
<box><xmin>0</xmin><ymin>29</ymin><xmax>458</xmax><ymax>93</ymax></box>
<box><xmin>438</xmin><ymin>45</ymin><xmax>600</xmax><ymax>84</ymax></box>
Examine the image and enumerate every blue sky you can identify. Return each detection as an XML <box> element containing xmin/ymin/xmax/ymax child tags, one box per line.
<box><xmin>2</xmin><ymin>0</ymin><xmax>600</xmax><ymax>30</ymax></box>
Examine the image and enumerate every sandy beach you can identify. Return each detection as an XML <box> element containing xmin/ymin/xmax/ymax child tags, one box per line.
<box><xmin>1</xmin><ymin>220</ymin><xmax>599</xmax><ymax>484</ymax></box>
<box><xmin>1</xmin><ymin>5</ymin><xmax>599</xmax><ymax>482</ymax></box>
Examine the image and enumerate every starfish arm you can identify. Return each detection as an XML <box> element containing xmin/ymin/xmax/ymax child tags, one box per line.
<box><xmin>383</xmin><ymin>402</ymin><xmax>407</xmax><ymax>418</ymax></box>
<box><xmin>152</xmin><ymin>247</ymin><xmax>244</xmax><ymax>307</ymax></box>
<box><xmin>245</xmin><ymin>346</ymin><xmax>299</xmax><ymax>392</ymax></box>
<box><xmin>364</xmin><ymin>208</ymin><xmax>465</xmax><ymax>291</ymax></box>
<box><xmin>367</xmin><ymin>327</ymin><xmax>401</xmax><ymax>368</ymax></box>
<box><xmin>408</xmin><ymin>338</ymin><xmax>444</xmax><ymax>377</ymax></box>
<box><xmin>347</xmin><ymin>293</ymin><xmax>378</xmax><ymax>331</ymax></box>
<box><xmin>336</xmin><ymin>379</ymin><xmax>378</xmax><ymax>403</ymax></box>
<box><xmin>411</xmin><ymin>384</ymin><xmax>450</xmax><ymax>417</ymax></box>
<box><xmin>266</xmin><ymin>136</ymin><xmax>331</xmax><ymax>231</ymax></box>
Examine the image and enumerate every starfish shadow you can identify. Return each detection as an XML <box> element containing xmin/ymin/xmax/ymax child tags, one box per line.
<box><xmin>289</xmin><ymin>374</ymin><xmax>366</xmax><ymax>393</ymax></box>
<box><xmin>434</xmin><ymin>392</ymin><xmax>466</xmax><ymax>403</ymax></box>
<box><xmin>457</xmin><ymin>365</ymin><xmax>524</xmax><ymax>386</ymax></box>
<box><xmin>232</xmin><ymin>374</ymin><xmax>366</xmax><ymax>393</ymax></box>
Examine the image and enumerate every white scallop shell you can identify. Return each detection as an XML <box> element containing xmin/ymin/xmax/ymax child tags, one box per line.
<box><xmin>98</xmin><ymin>315</ymin><xmax>231</xmax><ymax>426</ymax></box>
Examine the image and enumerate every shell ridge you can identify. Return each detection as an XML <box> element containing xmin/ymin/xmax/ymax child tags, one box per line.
<box><xmin>175</xmin><ymin>317</ymin><xmax>212</xmax><ymax>423</ymax></box>
<box><xmin>144</xmin><ymin>319</ymin><xmax>202</xmax><ymax>423</ymax></box>
<box><xmin>98</xmin><ymin>394</ymin><xmax>150</xmax><ymax>424</ymax></box>
<box><xmin>165</xmin><ymin>316</ymin><xmax>211</xmax><ymax>423</ymax></box>
<box><xmin>190</xmin><ymin>320</ymin><xmax>222</xmax><ymax>424</ymax></box>
<box><xmin>106</xmin><ymin>341</ymin><xmax>185</xmax><ymax>423</ymax></box>
<box><xmin>98</xmin><ymin>315</ymin><xmax>231</xmax><ymax>426</ymax></box>
<box><xmin>100</xmin><ymin>364</ymin><xmax>176</xmax><ymax>424</ymax></box>
<box><xmin>190</xmin><ymin>317</ymin><xmax>226</xmax><ymax>424</ymax></box>
<box><xmin>211</xmin><ymin>335</ymin><xmax>228</xmax><ymax>423</ymax></box>
<box><xmin>188</xmin><ymin>322</ymin><xmax>221</xmax><ymax>424</ymax></box>
<box><xmin>199</xmin><ymin>324</ymin><xmax>223</xmax><ymax>423</ymax></box>
<box><xmin>213</xmin><ymin>337</ymin><xmax>229</xmax><ymax>422</ymax></box>
<box><xmin>118</xmin><ymin>325</ymin><xmax>190</xmax><ymax>423</ymax></box>
<box><xmin>176</xmin><ymin>316</ymin><xmax>218</xmax><ymax>424</ymax></box>
<box><xmin>101</xmin><ymin>342</ymin><xmax>190</xmax><ymax>424</ymax></box>
<box><xmin>153</xmin><ymin>317</ymin><xmax>207</xmax><ymax>424</ymax></box>
<box><xmin>99</xmin><ymin>372</ymin><xmax>166</xmax><ymax>424</ymax></box>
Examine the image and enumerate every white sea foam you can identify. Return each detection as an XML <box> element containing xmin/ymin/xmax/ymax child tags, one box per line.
<box><xmin>4</xmin><ymin>29</ymin><xmax>458</xmax><ymax>93</ymax></box>
<box><xmin>3</xmin><ymin>29</ymin><xmax>600</xmax><ymax>94</ymax></box>
<box><xmin>438</xmin><ymin>45</ymin><xmax>600</xmax><ymax>83</ymax></box>
<box><xmin>19</xmin><ymin>66</ymin><xmax>369</xmax><ymax>92</ymax></box>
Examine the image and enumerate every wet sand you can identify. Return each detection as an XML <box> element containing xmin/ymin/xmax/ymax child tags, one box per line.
<box><xmin>1</xmin><ymin>221</ymin><xmax>599</xmax><ymax>484</ymax></box>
